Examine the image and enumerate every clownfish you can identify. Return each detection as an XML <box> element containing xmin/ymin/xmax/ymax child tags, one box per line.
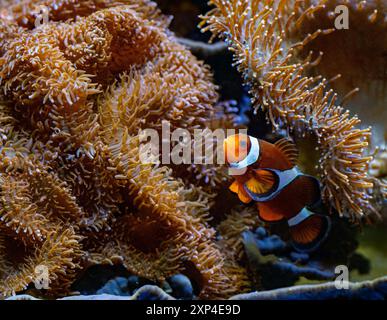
<box><xmin>224</xmin><ymin>134</ymin><xmax>331</xmax><ymax>252</ymax></box>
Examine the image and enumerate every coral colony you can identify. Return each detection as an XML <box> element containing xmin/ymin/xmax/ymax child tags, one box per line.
<box><xmin>0</xmin><ymin>0</ymin><xmax>385</xmax><ymax>301</ymax></box>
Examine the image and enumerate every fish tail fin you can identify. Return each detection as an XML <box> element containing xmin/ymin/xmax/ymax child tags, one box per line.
<box><xmin>289</xmin><ymin>214</ymin><xmax>331</xmax><ymax>253</ymax></box>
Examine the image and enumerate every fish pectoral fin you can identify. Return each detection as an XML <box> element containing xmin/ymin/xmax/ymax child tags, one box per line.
<box><xmin>274</xmin><ymin>138</ymin><xmax>299</xmax><ymax>167</ymax></box>
<box><xmin>229</xmin><ymin>180</ymin><xmax>252</xmax><ymax>204</ymax></box>
<box><xmin>257</xmin><ymin>203</ymin><xmax>284</xmax><ymax>222</ymax></box>
<box><xmin>245</xmin><ymin>177</ymin><xmax>265</xmax><ymax>195</ymax></box>
<box><xmin>245</xmin><ymin>170</ymin><xmax>276</xmax><ymax>195</ymax></box>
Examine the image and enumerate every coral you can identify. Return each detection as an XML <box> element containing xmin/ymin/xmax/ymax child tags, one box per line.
<box><xmin>232</xmin><ymin>276</ymin><xmax>387</xmax><ymax>300</ymax></box>
<box><xmin>201</xmin><ymin>0</ymin><xmax>382</xmax><ymax>220</ymax></box>
<box><xmin>242</xmin><ymin>229</ymin><xmax>335</xmax><ymax>289</ymax></box>
<box><xmin>1</xmin><ymin>229</ymin><xmax>83</xmax><ymax>297</ymax></box>
<box><xmin>0</xmin><ymin>0</ymin><xmax>170</xmax><ymax>29</ymax></box>
<box><xmin>165</xmin><ymin>274</ymin><xmax>194</xmax><ymax>300</ymax></box>
<box><xmin>217</xmin><ymin>206</ymin><xmax>260</xmax><ymax>260</ymax></box>
<box><xmin>8</xmin><ymin>275</ymin><xmax>387</xmax><ymax>300</ymax></box>
<box><xmin>0</xmin><ymin>0</ymin><xmax>248</xmax><ymax>299</ymax></box>
<box><xmin>7</xmin><ymin>284</ymin><xmax>176</xmax><ymax>300</ymax></box>
<box><xmin>242</xmin><ymin>220</ymin><xmax>370</xmax><ymax>291</ymax></box>
<box><xmin>96</xmin><ymin>277</ymin><xmax>129</xmax><ymax>296</ymax></box>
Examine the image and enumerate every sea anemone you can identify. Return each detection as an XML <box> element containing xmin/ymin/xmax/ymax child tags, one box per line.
<box><xmin>201</xmin><ymin>0</ymin><xmax>383</xmax><ymax>220</ymax></box>
<box><xmin>289</xmin><ymin>0</ymin><xmax>387</xmax><ymax>147</ymax></box>
<box><xmin>0</xmin><ymin>0</ymin><xmax>249</xmax><ymax>299</ymax></box>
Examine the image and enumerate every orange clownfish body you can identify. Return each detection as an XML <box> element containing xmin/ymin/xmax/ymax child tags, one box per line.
<box><xmin>224</xmin><ymin>134</ymin><xmax>331</xmax><ymax>252</ymax></box>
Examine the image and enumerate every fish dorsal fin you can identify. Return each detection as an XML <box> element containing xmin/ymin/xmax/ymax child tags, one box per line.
<box><xmin>274</xmin><ymin>138</ymin><xmax>298</xmax><ymax>167</ymax></box>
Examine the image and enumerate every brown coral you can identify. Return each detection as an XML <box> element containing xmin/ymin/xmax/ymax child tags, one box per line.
<box><xmin>0</xmin><ymin>0</ymin><xmax>250</xmax><ymax>299</ymax></box>
<box><xmin>201</xmin><ymin>0</ymin><xmax>382</xmax><ymax>220</ymax></box>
